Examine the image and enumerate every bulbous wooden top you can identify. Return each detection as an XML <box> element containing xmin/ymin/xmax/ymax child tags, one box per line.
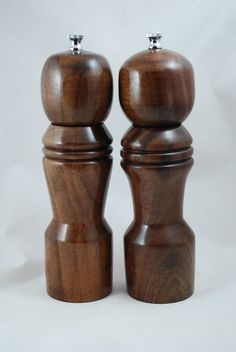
<box><xmin>119</xmin><ymin>49</ymin><xmax>194</xmax><ymax>127</ymax></box>
<box><xmin>41</xmin><ymin>50</ymin><xmax>113</xmax><ymax>126</ymax></box>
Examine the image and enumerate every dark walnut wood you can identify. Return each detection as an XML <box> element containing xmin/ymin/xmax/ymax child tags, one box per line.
<box><xmin>119</xmin><ymin>46</ymin><xmax>195</xmax><ymax>303</ymax></box>
<box><xmin>41</xmin><ymin>45</ymin><xmax>113</xmax><ymax>302</ymax></box>
<box><xmin>41</xmin><ymin>51</ymin><xmax>113</xmax><ymax>126</ymax></box>
<box><xmin>119</xmin><ymin>49</ymin><xmax>194</xmax><ymax>127</ymax></box>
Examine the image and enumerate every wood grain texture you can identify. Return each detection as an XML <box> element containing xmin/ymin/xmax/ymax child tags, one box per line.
<box><xmin>121</xmin><ymin>125</ymin><xmax>193</xmax><ymax>164</ymax></box>
<box><xmin>119</xmin><ymin>49</ymin><xmax>194</xmax><ymax>127</ymax></box>
<box><xmin>121</xmin><ymin>157</ymin><xmax>194</xmax><ymax>303</ymax></box>
<box><xmin>41</xmin><ymin>51</ymin><xmax>113</xmax><ymax>126</ymax></box>
<box><xmin>43</xmin><ymin>154</ymin><xmax>112</xmax><ymax>302</ymax></box>
<box><xmin>41</xmin><ymin>48</ymin><xmax>113</xmax><ymax>302</ymax></box>
<box><xmin>119</xmin><ymin>47</ymin><xmax>195</xmax><ymax>304</ymax></box>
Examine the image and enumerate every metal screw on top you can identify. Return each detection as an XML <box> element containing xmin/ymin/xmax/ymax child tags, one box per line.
<box><xmin>147</xmin><ymin>32</ymin><xmax>162</xmax><ymax>50</ymax></box>
<box><xmin>68</xmin><ymin>34</ymin><xmax>84</xmax><ymax>53</ymax></box>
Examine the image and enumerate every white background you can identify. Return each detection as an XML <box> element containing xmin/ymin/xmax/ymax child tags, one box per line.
<box><xmin>0</xmin><ymin>0</ymin><xmax>236</xmax><ymax>350</ymax></box>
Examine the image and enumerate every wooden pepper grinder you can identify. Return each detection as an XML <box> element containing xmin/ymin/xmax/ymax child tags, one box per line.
<box><xmin>41</xmin><ymin>35</ymin><xmax>113</xmax><ymax>302</ymax></box>
<box><xmin>119</xmin><ymin>33</ymin><xmax>195</xmax><ymax>303</ymax></box>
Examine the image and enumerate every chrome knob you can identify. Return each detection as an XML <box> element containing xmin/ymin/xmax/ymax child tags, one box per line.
<box><xmin>68</xmin><ymin>34</ymin><xmax>83</xmax><ymax>53</ymax></box>
<box><xmin>147</xmin><ymin>32</ymin><xmax>162</xmax><ymax>50</ymax></box>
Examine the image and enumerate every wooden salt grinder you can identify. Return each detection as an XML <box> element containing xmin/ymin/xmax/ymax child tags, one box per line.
<box><xmin>119</xmin><ymin>33</ymin><xmax>195</xmax><ymax>303</ymax></box>
<box><xmin>41</xmin><ymin>35</ymin><xmax>113</xmax><ymax>302</ymax></box>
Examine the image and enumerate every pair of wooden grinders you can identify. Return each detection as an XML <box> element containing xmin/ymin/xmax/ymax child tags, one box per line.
<box><xmin>41</xmin><ymin>33</ymin><xmax>195</xmax><ymax>304</ymax></box>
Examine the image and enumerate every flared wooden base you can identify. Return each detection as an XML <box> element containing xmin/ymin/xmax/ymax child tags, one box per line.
<box><xmin>124</xmin><ymin>222</ymin><xmax>195</xmax><ymax>304</ymax></box>
<box><xmin>45</xmin><ymin>221</ymin><xmax>112</xmax><ymax>303</ymax></box>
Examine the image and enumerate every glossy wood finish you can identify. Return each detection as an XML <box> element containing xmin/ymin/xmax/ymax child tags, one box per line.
<box><xmin>119</xmin><ymin>49</ymin><xmax>194</xmax><ymax>127</ymax></box>
<box><xmin>43</xmin><ymin>146</ymin><xmax>112</xmax><ymax>302</ymax></box>
<box><xmin>41</xmin><ymin>51</ymin><xmax>113</xmax><ymax>126</ymax></box>
<box><xmin>41</xmin><ymin>48</ymin><xmax>113</xmax><ymax>302</ymax></box>
<box><xmin>121</xmin><ymin>125</ymin><xmax>193</xmax><ymax>164</ymax></box>
<box><xmin>119</xmin><ymin>47</ymin><xmax>195</xmax><ymax>303</ymax></box>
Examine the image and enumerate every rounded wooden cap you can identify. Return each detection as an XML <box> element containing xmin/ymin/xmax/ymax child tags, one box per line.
<box><xmin>41</xmin><ymin>36</ymin><xmax>113</xmax><ymax>126</ymax></box>
<box><xmin>119</xmin><ymin>36</ymin><xmax>194</xmax><ymax>127</ymax></box>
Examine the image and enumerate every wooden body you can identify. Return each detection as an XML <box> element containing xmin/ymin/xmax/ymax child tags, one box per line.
<box><xmin>119</xmin><ymin>48</ymin><xmax>195</xmax><ymax>303</ymax></box>
<box><xmin>41</xmin><ymin>48</ymin><xmax>113</xmax><ymax>302</ymax></box>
